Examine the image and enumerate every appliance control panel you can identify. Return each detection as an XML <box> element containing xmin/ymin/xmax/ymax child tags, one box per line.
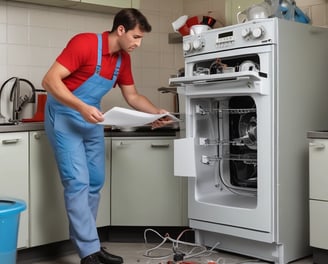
<box><xmin>182</xmin><ymin>18</ymin><xmax>277</xmax><ymax>57</ymax></box>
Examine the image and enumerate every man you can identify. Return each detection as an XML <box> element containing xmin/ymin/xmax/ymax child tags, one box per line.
<box><xmin>42</xmin><ymin>8</ymin><xmax>171</xmax><ymax>264</ymax></box>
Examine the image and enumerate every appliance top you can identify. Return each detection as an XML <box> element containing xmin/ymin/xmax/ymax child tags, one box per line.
<box><xmin>182</xmin><ymin>18</ymin><xmax>278</xmax><ymax>57</ymax></box>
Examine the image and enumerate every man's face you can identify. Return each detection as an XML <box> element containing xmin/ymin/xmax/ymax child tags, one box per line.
<box><xmin>118</xmin><ymin>25</ymin><xmax>144</xmax><ymax>52</ymax></box>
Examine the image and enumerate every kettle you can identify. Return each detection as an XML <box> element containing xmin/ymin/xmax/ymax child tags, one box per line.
<box><xmin>237</xmin><ymin>2</ymin><xmax>272</xmax><ymax>23</ymax></box>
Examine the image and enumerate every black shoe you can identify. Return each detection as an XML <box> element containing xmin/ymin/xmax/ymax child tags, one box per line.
<box><xmin>81</xmin><ymin>253</ymin><xmax>102</xmax><ymax>264</ymax></box>
<box><xmin>97</xmin><ymin>247</ymin><xmax>123</xmax><ymax>264</ymax></box>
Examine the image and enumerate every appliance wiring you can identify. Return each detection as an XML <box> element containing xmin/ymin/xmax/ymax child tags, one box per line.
<box><xmin>143</xmin><ymin>228</ymin><xmax>221</xmax><ymax>261</ymax></box>
<box><xmin>142</xmin><ymin>228</ymin><xmax>270</xmax><ymax>264</ymax></box>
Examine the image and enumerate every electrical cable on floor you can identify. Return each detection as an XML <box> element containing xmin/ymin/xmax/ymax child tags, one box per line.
<box><xmin>143</xmin><ymin>228</ymin><xmax>220</xmax><ymax>261</ymax></box>
<box><xmin>142</xmin><ymin>228</ymin><xmax>271</xmax><ymax>264</ymax></box>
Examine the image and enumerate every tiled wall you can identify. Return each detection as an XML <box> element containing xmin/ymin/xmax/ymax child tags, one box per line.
<box><xmin>296</xmin><ymin>0</ymin><xmax>328</xmax><ymax>27</ymax></box>
<box><xmin>0</xmin><ymin>0</ymin><xmax>184</xmax><ymax>118</ymax></box>
<box><xmin>0</xmin><ymin>0</ymin><xmax>326</xmax><ymax>119</ymax></box>
<box><xmin>182</xmin><ymin>0</ymin><xmax>328</xmax><ymax>28</ymax></box>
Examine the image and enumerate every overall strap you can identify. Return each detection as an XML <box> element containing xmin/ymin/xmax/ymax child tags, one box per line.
<box><xmin>112</xmin><ymin>53</ymin><xmax>122</xmax><ymax>80</ymax></box>
<box><xmin>95</xmin><ymin>33</ymin><xmax>102</xmax><ymax>74</ymax></box>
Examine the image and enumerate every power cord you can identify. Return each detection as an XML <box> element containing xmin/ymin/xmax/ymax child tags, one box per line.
<box><xmin>142</xmin><ymin>228</ymin><xmax>271</xmax><ymax>264</ymax></box>
<box><xmin>143</xmin><ymin>228</ymin><xmax>220</xmax><ymax>261</ymax></box>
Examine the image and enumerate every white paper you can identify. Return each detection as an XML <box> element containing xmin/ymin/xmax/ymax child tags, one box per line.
<box><xmin>98</xmin><ymin>107</ymin><xmax>179</xmax><ymax>127</ymax></box>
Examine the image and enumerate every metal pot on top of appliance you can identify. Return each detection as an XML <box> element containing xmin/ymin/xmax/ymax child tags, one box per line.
<box><xmin>172</xmin><ymin>15</ymin><xmax>216</xmax><ymax>36</ymax></box>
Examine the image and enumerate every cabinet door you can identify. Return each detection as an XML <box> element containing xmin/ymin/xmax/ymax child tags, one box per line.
<box><xmin>0</xmin><ymin>132</ymin><xmax>29</xmax><ymax>248</ymax></box>
<box><xmin>81</xmin><ymin>0</ymin><xmax>131</xmax><ymax>8</ymax></box>
<box><xmin>310</xmin><ymin>200</ymin><xmax>328</xmax><ymax>249</ymax></box>
<box><xmin>96</xmin><ymin>137</ymin><xmax>111</xmax><ymax>227</ymax></box>
<box><xmin>29</xmin><ymin>131</ymin><xmax>69</xmax><ymax>247</ymax></box>
<box><xmin>111</xmin><ymin>138</ymin><xmax>187</xmax><ymax>226</ymax></box>
<box><xmin>309</xmin><ymin>139</ymin><xmax>328</xmax><ymax>200</ymax></box>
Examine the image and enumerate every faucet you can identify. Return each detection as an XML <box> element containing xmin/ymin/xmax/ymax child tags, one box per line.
<box><xmin>0</xmin><ymin>77</ymin><xmax>37</xmax><ymax>124</ymax></box>
<box><xmin>10</xmin><ymin>78</ymin><xmax>36</xmax><ymax>123</ymax></box>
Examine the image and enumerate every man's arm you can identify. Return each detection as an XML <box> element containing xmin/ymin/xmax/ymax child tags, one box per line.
<box><xmin>42</xmin><ymin>61</ymin><xmax>104</xmax><ymax>123</ymax></box>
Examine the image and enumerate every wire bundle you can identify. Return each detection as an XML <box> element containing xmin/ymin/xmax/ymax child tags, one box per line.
<box><xmin>143</xmin><ymin>228</ymin><xmax>221</xmax><ymax>262</ymax></box>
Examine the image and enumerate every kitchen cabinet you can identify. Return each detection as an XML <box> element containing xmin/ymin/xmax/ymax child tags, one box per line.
<box><xmin>29</xmin><ymin>131</ymin><xmax>69</xmax><ymax>247</ymax></box>
<box><xmin>29</xmin><ymin>131</ymin><xmax>111</xmax><ymax>247</ymax></box>
<box><xmin>96</xmin><ymin>137</ymin><xmax>111</xmax><ymax>227</ymax></box>
<box><xmin>80</xmin><ymin>0</ymin><xmax>131</xmax><ymax>8</ymax></box>
<box><xmin>308</xmin><ymin>136</ymin><xmax>328</xmax><ymax>250</ymax></box>
<box><xmin>111</xmin><ymin>137</ymin><xmax>187</xmax><ymax>226</ymax></box>
<box><xmin>9</xmin><ymin>0</ymin><xmax>132</xmax><ymax>14</ymax></box>
<box><xmin>0</xmin><ymin>132</ymin><xmax>29</xmax><ymax>249</ymax></box>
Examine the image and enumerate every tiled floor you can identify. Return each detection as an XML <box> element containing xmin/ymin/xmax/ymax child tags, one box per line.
<box><xmin>30</xmin><ymin>242</ymin><xmax>312</xmax><ymax>264</ymax></box>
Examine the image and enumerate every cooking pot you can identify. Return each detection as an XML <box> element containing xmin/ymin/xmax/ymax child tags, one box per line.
<box><xmin>190</xmin><ymin>25</ymin><xmax>211</xmax><ymax>35</ymax></box>
<box><xmin>237</xmin><ymin>2</ymin><xmax>272</xmax><ymax>23</ymax></box>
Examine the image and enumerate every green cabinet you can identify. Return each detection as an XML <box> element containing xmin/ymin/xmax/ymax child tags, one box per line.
<box><xmin>29</xmin><ymin>131</ymin><xmax>69</xmax><ymax>247</ymax></box>
<box><xmin>96</xmin><ymin>137</ymin><xmax>111</xmax><ymax>227</ymax></box>
<box><xmin>29</xmin><ymin>131</ymin><xmax>111</xmax><ymax>247</ymax></box>
<box><xmin>111</xmin><ymin>137</ymin><xmax>187</xmax><ymax>226</ymax></box>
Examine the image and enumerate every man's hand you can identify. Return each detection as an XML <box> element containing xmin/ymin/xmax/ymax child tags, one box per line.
<box><xmin>80</xmin><ymin>104</ymin><xmax>104</xmax><ymax>123</ymax></box>
<box><xmin>151</xmin><ymin>109</ymin><xmax>174</xmax><ymax>129</ymax></box>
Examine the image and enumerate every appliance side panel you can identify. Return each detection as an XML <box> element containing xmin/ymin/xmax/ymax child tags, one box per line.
<box><xmin>276</xmin><ymin>20</ymin><xmax>328</xmax><ymax>260</ymax></box>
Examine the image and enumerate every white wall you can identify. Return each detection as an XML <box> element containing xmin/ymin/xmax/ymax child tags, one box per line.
<box><xmin>0</xmin><ymin>0</ymin><xmax>184</xmax><ymax>116</ymax></box>
<box><xmin>0</xmin><ymin>0</ymin><xmax>326</xmax><ymax>119</ymax></box>
<box><xmin>296</xmin><ymin>0</ymin><xmax>328</xmax><ymax>27</ymax></box>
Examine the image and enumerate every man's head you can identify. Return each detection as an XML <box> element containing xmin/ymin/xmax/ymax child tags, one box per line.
<box><xmin>111</xmin><ymin>8</ymin><xmax>152</xmax><ymax>33</ymax></box>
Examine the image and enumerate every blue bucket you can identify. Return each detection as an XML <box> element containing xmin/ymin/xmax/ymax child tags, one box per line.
<box><xmin>0</xmin><ymin>199</ymin><xmax>26</xmax><ymax>264</ymax></box>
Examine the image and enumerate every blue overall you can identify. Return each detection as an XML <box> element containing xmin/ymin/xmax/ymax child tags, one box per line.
<box><xmin>45</xmin><ymin>34</ymin><xmax>121</xmax><ymax>258</ymax></box>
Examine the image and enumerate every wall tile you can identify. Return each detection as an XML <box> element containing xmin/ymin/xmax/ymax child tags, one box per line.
<box><xmin>0</xmin><ymin>2</ymin><xmax>7</xmax><ymax>24</ymax></box>
<box><xmin>7</xmin><ymin>5</ymin><xmax>28</xmax><ymax>26</ymax></box>
<box><xmin>0</xmin><ymin>44</ymin><xmax>7</xmax><ymax>66</ymax></box>
<box><xmin>139</xmin><ymin>0</ymin><xmax>160</xmax><ymax>12</ymax></box>
<box><xmin>311</xmin><ymin>4</ymin><xmax>327</xmax><ymax>26</ymax></box>
<box><xmin>29</xmin><ymin>8</ymin><xmax>68</xmax><ymax>29</ymax></box>
<box><xmin>0</xmin><ymin>23</ymin><xmax>7</xmax><ymax>43</ymax></box>
<box><xmin>141</xmin><ymin>31</ymin><xmax>160</xmax><ymax>52</ymax></box>
<box><xmin>7</xmin><ymin>44</ymin><xmax>29</xmax><ymax>66</ymax></box>
<box><xmin>7</xmin><ymin>25</ymin><xmax>28</xmax><ymax>45</ymax></box>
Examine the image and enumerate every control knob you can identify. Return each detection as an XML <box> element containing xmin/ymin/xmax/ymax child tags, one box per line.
<box><xmin>192</xmin><ymin>38</ymin><xmax>205</xmax><ymax>50</ymax></box>
<box><xmin>183</xmin><ymin>42</ymin><xmax>192</xmax><ymax>52</ymax></box>
<box><xmin>252</xmin><ymin>27</ymin><xmax>264</xmax><ymax>39</ymax></box>
<box><xmin>241</xmin><ymin>28</ymin><xmax>251</xmax><ymax>38</ymax></box>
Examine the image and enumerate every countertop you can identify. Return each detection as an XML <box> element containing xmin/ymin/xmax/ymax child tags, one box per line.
<box><xmin>307</xmin><ymin>131</ymin><xmax>328</xmax><ymax>139</ymax></box>
<box><xmin>0</xmin><ymin>122</ymin><xmax>45</xmax><ymax>133</ymax></box>
<box><xmin>0</xmin><ymin>122</ymin><xmax>178</xmax><ymax>137</ymax></box>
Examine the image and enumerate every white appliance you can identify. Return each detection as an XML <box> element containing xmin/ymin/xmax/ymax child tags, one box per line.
<box><xmin>170</xmin><ymin>18</ymin><xmax>328</xmax><ymax>264</ymax></box>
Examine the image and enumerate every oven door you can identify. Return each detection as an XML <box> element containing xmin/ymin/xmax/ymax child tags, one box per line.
<box><xmin>171</xmin><ymin>45</ymin><xmax>275</xmax><ymax>241</ymax></box>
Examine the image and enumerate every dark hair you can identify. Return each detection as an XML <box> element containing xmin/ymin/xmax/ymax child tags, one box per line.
<box><xmin>111</xmin><ymin>8</ymin><xmax>152</xmax><ymax>33</ymax></box>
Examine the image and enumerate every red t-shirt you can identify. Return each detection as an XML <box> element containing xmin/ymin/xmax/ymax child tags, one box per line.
<box><xmin>56</xmin><ymin>31</ymin><xmax>134</xmax><ymax>91</ymax></box>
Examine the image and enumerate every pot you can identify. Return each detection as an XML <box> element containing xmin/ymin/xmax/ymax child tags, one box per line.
<box><xmin>190</xmin><ymin>25</ymin><xmax>211</xmax><ymax>35</ymax></box>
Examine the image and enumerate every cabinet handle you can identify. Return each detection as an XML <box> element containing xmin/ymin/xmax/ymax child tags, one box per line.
<box><xmin>309</xmin><ymin>142</ymin><xmax>325</xmax><ymax>149</ymax></box>
<box><xmin>150</xmin><ymin>143</ymin><xmax>170</xmax><ymax>148</ymax></box>
<box><xmin>33</xmin><ymin>132</ymin><xmax>47</xmax><ymax>140</ymax></box>
<box><xmin>2</xmin><ymin>138</ymin><xmax>20</xmax><ymax>144</ymax></box>
<box><xmin>34</xmin><ymin>133</ymin><xmax>41</xmax><ymax>140</ymax></box>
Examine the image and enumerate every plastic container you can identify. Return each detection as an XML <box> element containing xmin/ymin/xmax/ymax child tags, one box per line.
<box><xmin>0</xmin><ymin>199</ymin><xmax>26</xmax><ymax>264</ymax></box>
